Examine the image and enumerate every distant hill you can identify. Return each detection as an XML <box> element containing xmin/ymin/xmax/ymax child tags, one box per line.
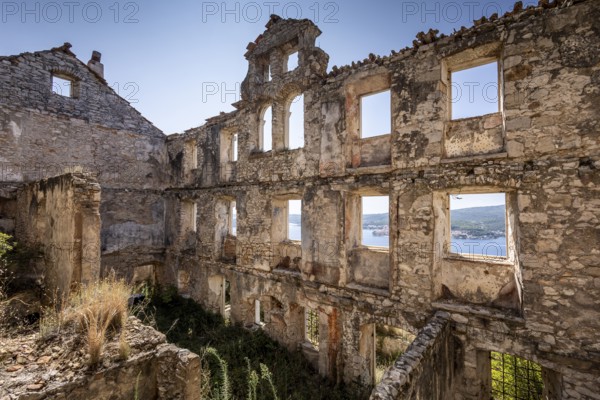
<box><xmin>450</xmin><ymin>205</ymin><xmax>505</xmax><ymax>235</ymax></box>
<box><xmin>290</xmin><ymin>205</ymin><xmax>505</xmax><ymax>237</ymax></box>
<box><xmin>362</xmin><ymin>213</ymin><xmax>388</xmax><ymax>226</ymax></box>
<box><xmin>289</xmin><ymin>213</ymin><xmax>389</xmax><ymax>226</ymax></box>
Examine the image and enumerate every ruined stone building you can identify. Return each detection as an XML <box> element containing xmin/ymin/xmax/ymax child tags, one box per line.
<box><xmin>1</xmin><ymin>0</ymin><xmax>599</xmax><ymax>398</ymax></box>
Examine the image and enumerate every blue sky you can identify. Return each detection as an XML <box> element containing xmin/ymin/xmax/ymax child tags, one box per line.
<box><xmin>0</xmin><ymin>0</ymin><xmax>535</xmax><ymax>134</ymax></box>
<box><xmin>450</xmin><ymin>193</ymin><xmax>506</xmax><ymax>210</ymax></box>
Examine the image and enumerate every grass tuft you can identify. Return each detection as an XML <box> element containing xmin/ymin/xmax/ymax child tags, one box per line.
<box><xmin>37</xmin><ymin>276</ymin><xmax>133</xmax><ymax>366</ymax></box>
<box><xmin>68</xmin><ymin>276</ymin><xmax>131</xmax><ymax>366</ymax></box>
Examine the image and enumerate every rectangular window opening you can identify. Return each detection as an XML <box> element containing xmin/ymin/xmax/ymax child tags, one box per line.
<box><xmin>224</xmin><ymin>279</ymin><xmax>231</xmax><ymax>307</ymax></box>
<box><xmin>52</xmin><ymin>75</ymin><xmax>73</xmax><ymax>97</ymax></box>
<box><xmin>361</xmin><ymin>195</ymin><xmax>389</xmax><ymax>248</ymax></box>
<box><xmin>375</xmin><ymin>325</ymin><xmax>416</xmax><ymax>384</ymax></box>
<box><xmin>491</xmin><ymin>351</ymin><xmax>544</xmax><ymax>399</ymax></box>
<box><xmin>449</xmin><ymin>193</ymin><xmax>507</xmax><ymax>258</ymax></box>
<box><xmin>262</xmin><ymin>106</ymin><xmax>273</xmax><ymax>152</ymax></box>
<box><xmin>450</xmin><ymin>61</ymin><xmax>499</xmax><ymax>120</ymax></box>
<box><xmin>305</xmin><ymin>309</ymin><xmax>319</xmax><ymax>348</ymax></box>
<box><xmin>287</xmin><ymin>51</ymin><xmax>299</xmax><ymax>72</ymax></box>
<box><xmin>254</xmin><ymin>299</ymin><xmax>264</xmax><ymax>326</ymax></box>
<box><xmin>360</xmin><ymin>90</ymin><xmax>391</xmax><ymax>138</ymax></box>
<box><xmin>182</xmin><ymin>201</ymin><xmax>197</xmax><ymax>233</ymax></box>
<box><xmin>191</xmin><ymin>203</ymin><xmax>197</xmax><ymax>232</ymax></box>
<box><xmin>288</xmin><ymin>94</ymin><xmax>304</xmax><ymax>149</ymax></box>
<box><xmin>232</xmin><ymin>133</ymin><xmax>238</xmax><ymax>162</ymax></box>
<box><xmin>288</xmin><ymin>199</ymin><xmax>301</xmax><ymax>241</ymax></box>
<box><xmin>223</xmin><ymin>278</ymin><xmax>231</xmax><ymax>321</ymax></box>
<box><xmin>230</xmin><ymin>201</ymin><xmax>237</xmax><ymax>236</ymax></box>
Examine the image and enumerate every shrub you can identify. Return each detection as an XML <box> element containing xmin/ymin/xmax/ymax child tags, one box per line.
<box><xmin>0</xmin><ymin>232</ymin><xmax>12</xmax><ymax>260</ymax></box>
<box><xmin>0</xmin><ymin>233</ymin><xmax>14</xmax><ymax>301</ymax></box>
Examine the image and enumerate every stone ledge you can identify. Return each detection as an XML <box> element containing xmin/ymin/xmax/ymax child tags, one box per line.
<box><xmin>272</xmin><ymin>268</ymin><xmax>302</xmax><ymax>277</ymax></box>
<box><xmin>0</xmin><ymin>317</ymin><xmax>201</xmax><ymax>400</ymax></box>
<box><xmin>346</xmin><ymin>164</ymin><xmax>393</xmax><ymax>175</ymax></box>
<box><xmin>431</xmin><ymin>301</ymin><xmax>524</xmax><ymax>324</ymax></box>
<box><xmin>443</xmin><ymin>253</ymin><xmax>514</xmax><ymax>266</ymax></box>
<box><xmin>346</xmin><ymin>282</ymin><xmax>390</xmax><ymax>296</ymax></box>
<box><xmin>440</xmin><ymin>151</ymin><xmax>508</xmax><ymax>164</ymax></box>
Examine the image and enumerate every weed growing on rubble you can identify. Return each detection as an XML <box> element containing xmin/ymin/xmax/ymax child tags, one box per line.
<box><xmin>37</xmin><ymin>276</ymin><xmax>133</xmax><ymax>366</ymax></box>
<box><xmin>69</xmin><ymin>276</ymin><xmax>132</xmax><ymax>365</ymax></box>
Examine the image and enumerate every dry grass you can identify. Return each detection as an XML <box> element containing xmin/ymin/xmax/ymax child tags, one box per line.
<box><xmin>38</xmin><ymin>276</ymin><xmax>133</xmax><ymax>366</ymax></box>
<box><xmin>67</xmin><ymin>277</ymin><xmax>132</xmax><ymax>365</ymax></box>
<box><xmin>118</xmin><ymin>332</ymin><xmax>131</xmax><ymax>360</ymax></box>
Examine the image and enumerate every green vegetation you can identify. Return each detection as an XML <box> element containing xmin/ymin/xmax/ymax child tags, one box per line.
<box><xmin>0</xmin><ymin>232</ymin><xmax>13</xmax><ymax>260</ymax></box>
<box><xmin>491</xmin><ymin>352</ymin><xmax>543</xmax><ymax>399</ymax></box>
<box><xmin>305</xmin><ymin>309</ymin><xmax>319</xmax><ymax>347</ymax></box>
<box><xmin>0</xmin><ymin>233</ymin><xmax>14</xmax><ymax>301</ymax></box>
<box><xmin>0</xmin><ymin>233</ymin><xmax>42</xmax><ymax>297</ymax></box>
<box><xmin>148</xmin><ymin>292</ymin><xmax>370</xmax><ymax>400</ymax></box>
<box><xmin>451</xmin><ymin>205</ymin><xmax>506</xmax><ymax>238</ymax></box>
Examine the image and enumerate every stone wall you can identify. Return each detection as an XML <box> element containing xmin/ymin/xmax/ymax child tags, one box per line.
<box><xmin>15</xmin><ymin>173</ymin><xmax>101</xmax><ymax>301</ymax></box>
<box><xmin>1</xmin><ymin>317</ymin><xmax>202</xmax><ymax>400</ymax></box>
<box><xmin>0</xmin><ymin>44</ymin><xmax>168</xmax><ymax>278</ymax></box>
<box><xmin>370</xmin><ymin>312</ymin><xmax>453</xmax><ymax>400</ymax></box>
<box><xmin>165</xmin><ymin>1</ymin><xmax>600</xmax><ymax>397</ymax></box>
<box><xmin>17</xmin><ymin>344</ymin><xmax>201</xmax><ymax>400</ymax></box>
<box><xmin>2</xmin><ymin>0</ymin><xmax>599</xmax><ymax>397</ymax></box>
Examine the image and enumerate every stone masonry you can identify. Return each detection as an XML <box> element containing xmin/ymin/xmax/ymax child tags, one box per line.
<box><xmin>0</xmin><ymin>43</ymin><xmax>168</xmax><ymax>282</ymax></box>
<box><xmin>1</xmin><ymin>0</ymin><xmax>599</xmax><ymax>398</ymax></box>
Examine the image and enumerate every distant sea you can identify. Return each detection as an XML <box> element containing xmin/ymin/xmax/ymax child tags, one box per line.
<box><xmin>450</xmin><ymin>237</ymin><xmax>507</xmax><ymax>257</ymax></box>
<box><xmin>290</xmin><ymin>225</ymin><xmax>507</xmax><ymax>256</ymax></box>
<box><xmin>288</xmin><ymin>225</ymin><xmax>390</xmax><ymax>247</ymax></box>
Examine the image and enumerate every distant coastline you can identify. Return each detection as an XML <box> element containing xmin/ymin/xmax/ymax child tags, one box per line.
<box><xmin>289</xmin><ymin>204</ymin><xmax>506</xmax><ymax>240</ymax></box>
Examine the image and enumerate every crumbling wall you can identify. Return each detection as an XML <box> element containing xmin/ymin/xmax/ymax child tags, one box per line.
<box><xmin>438</xmin><ymin>302</ymin><xmax>600</xmax><ymax>400</ymax></box>
<box><xmin>370</xmin><ymin>312</ymin><xmax>453</xmax><ymax>400</ymax></box>
<box><xmin>15</xmin><ymin>173</ymin><xmax>100</xmax><ymax>301</ymax></box>
<box><xmin>168</xmin><ymin>0</ymin><xmax>600</xmax><ymax>395</ymax></box>
<box><xmin>22</xmin><ymin>345</ymin><xmax>200</xmax><ymax>400</ymax></box>
<box><xmin>0</xmin><ymin>44</ymin><xmax>168</xmax><ymax>279</ymax></box>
